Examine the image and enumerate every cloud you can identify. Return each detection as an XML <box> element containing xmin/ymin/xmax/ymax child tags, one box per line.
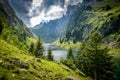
<box><xmin>30</xmin><ymin>5</ymin><xmax>65</xmax><ymax>26</ymax></box>
<box><xmin>8</xmin><ymin>0</ymin><xmax>83</xmax><ymax>27</ymax></box>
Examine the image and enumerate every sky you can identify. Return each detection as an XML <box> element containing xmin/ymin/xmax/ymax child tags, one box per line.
<box><xmin>8</xmin><ymin>0</ymin><xmax>83</xmax><ymax>27</ymax></box>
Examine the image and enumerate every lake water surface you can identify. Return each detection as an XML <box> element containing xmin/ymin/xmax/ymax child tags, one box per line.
<box><xmin>44</xmin><ymin>43</ymin><xmax>77</xmax><ymax>61</ymax></box>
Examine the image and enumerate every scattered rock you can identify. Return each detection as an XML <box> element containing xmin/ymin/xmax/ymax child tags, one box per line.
<box><xmin>35</xmin><ymin>77</ymin><xmax>41</xmax><ymax>80</ymax></box>
<box><xmin>0</xmin><ymin>59</ymin><xmax>3</xmax><ymax>65</ymax></box>
<box><xmin>7</xmin><ymin>64</ymin><xmax>14</xmax><ymax>70</ymax></box>
<box><xmin>12</xmin><ymin>73</ymin><xmax>15</xmax><ymax>78</ymax></box>
<box><xmin>13</xmin><ymin>70</ymin><xmax>20</xmax><ymax>74</ymax></box>
<box><xmin>63</xmin><ymin>67</ymin><xmax>70</xmax><ymax>72</ymax></box>
<box><xmin>56</xmin><ymin>61</ymin><xmax>60</xmax><ymax>64</ymax></box>
<box><xmin>36</xmin><ymin>59</ymin><xmax>41</xmax><ymax>62</ymax></box>
<box><xmin>30</xmin><ymin>62</ymin><xmax>40</xmax><ymax>70</ymax></box>
<box><xmin>30</xmin><ymin>62</ymin><xmax>34</xmax><ymax>65</ymax></box>
<box><xmin>19</xmin><ymin>61</ymin><xmax>29</xmax><ymax>69</ymax></box>
<box><xmin>6</xmin><ymin>57</ymin><xmax>20</xmax><ymax>66</ymax></box>
<box><xmin>67</xmin><ymin>75</ymin><xmax>80</xmax><ymax>80</ymax></box>
<box><xmin>19</xmin><ymin>69</ymin><xmax>28</xmax><ymax>73</ymax></box>
<box><xmin>22</xmin><ymin>77</ymin><xmax>27</xmax><ymax>80</ymax></box>
<box><xmin>47</xmin><ymin>70</ymin><xmax>53</xmax><ymax>73</ymax></box>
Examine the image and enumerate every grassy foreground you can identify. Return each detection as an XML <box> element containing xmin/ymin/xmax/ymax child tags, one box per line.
<box><xmin>0</xmin><ymin>39</ymin><xmax>91</xmax><ymax>80</ymax></box>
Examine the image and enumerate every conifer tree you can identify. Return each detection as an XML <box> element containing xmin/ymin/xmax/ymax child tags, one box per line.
<box><xmin>67</xmin><ymin>47</ymin><xmax>74</xmax><ymax>60</ymax></box>
<box><xmin>47</xmin><ymin>47</ymin><xmax>54</xmax><ymax>61</ymax></box>
<box><xmin>34</xmin><ymin>37</ymin><xmax>44</xmax><ymax>58</ymax></box>
<box><xmin>76</xmin><ymin>31</ymin><xmax>115</xmax><ymax>80</ymax></box>
<box><xmin>29</xmin><ymin>42</ymin><xmax>34</xmax><ymax>54</ymax></box>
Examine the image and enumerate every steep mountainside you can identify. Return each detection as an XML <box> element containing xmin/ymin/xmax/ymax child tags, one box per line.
<box><xmin>0</xmin><ymin>0</ymin><xmax>34</xmax><ymax>50</ymax></box>
<box><xmin>32</xmin><ymin>6</ymin><xmax>74</xmax><ymax>43</ymax></box>
<box><xmin>32</xmin><ymin>18</ymin><xmax>67</xmax><ymax>43</ymax></box>
<box><xmin>0</xmin><ymin>0</ymin><xmax>92</xmax><ymax>80</ymax></box>
<box><xmin>60</xmin><ymin>0</ymin><xmax>120</xmax><ymax>48</ymax></box>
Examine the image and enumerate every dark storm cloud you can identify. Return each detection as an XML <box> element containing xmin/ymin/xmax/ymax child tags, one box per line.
<box><xmin>8</xmin><ymin>0</ymin><xmax>83</xmax><ymax>27</ymax></box>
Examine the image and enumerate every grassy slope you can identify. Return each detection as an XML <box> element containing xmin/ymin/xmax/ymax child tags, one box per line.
<box><xmin>86</xmin><ymin>0</ymin><xmax>120</xmax><ymax>28</ymax></box>
<box><xmin>55</xmin><ymin>1</ymin><xmax>120</xmax><ymax>79</ymax></box>
<box><xmin>60</xmin><ymin>0</ymin><xmax>120</xmax><ymax>42</ymax></box>
<box><xmin>0</xmin><ymin>12</ymin><xmax>35</xmax><ymax>51</ymax></box>
<box><xmin>0</xmin><ymin>39</ymin><xmax>91</xmax><ymax>80</ymax></box>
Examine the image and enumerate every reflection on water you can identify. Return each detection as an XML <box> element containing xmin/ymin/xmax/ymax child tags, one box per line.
<box><xmin>44</xmin><ymin>43</ymin><xmax>67</xmax><ymax>61</ymax></box>
<box><xmin>44</xmin><ymin>43</ymin><xmax>78</xmax><ymax>61</ymax></box>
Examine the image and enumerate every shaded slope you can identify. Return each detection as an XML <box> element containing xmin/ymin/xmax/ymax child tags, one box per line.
<box><xmin>31</xmin><ymin>5</ymin><xmax>75</xmax><ymax>43</ymax></box>
<box><xmin>60</xmin><ymin>0</ymin><xmax>120</xmax><ymax>47</ymax></box>
<box><xmin>0</xmin><ymin>0</ymin><xmax>34</xmax><ymax>50</ymax></box>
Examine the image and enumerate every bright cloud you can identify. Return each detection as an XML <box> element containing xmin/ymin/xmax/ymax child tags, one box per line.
<box><xmin>9</xmin><ymin>0</ymin><xmax>83</xmax><ymax>27</ymax></box>
<box><xmin>30</xmin><ymin>11</ymin><xmax>45</xmax><ymax>27</ymax></box>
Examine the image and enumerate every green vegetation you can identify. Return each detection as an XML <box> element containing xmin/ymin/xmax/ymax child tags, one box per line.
<box><xmin>76</xmin><ymin>31</ymin><xmax>115</xmax><ymax>80</ymax></box>
<box><xmin>57</xmin><ymin>1</ymin><xmax>120</xmax><ymax>79</ymax></box>
<box><xmin>67</xmin><ymin>47</ymin><xmax>74</xmax><ymax>60</ymax></box>
<box><xmin>109</xmin><ymin>49</ymin><xmax>120</xmax><ymax>80</ymax></box>
<box><xmin>0</xmin><ymin>12</ymin><xmax>34</xmax><ymax>51</ymax></box>
<box><xmin>0</xmin><ymin>39</ymin><xmax>91</xmax><ymax>80</ymax></box>
<box><xmin>60</xmin><ymin>0</ymin><xmax>120</xmax><ymax>44</ymax></box>
<box><xmin>55</xmin><ymin>41</ymin><xmax>82</xmax><ymax>49</ymax></box>
<box><xmin>47</xmin><ymin>47</ymin><xmax>54</xmax><ymax>61</ymax></box>
<box><xmin>60</xmin><ymin>47</ymin><xmax>76</xmax><ymax>70</ymax></box>
<box><xmin>0</xmin><ymin>0</ymin><xmax>120</xmax><ymax>80</ymax></box>
<box><xmin>29</xmin><ymin>42</ymin><xmax>34</xmax><ymax>54</ymax></box>
<box><xmin>34</xmin><ymin>37</ymin><xmax>44</xmax><ymax>58</ymax></box>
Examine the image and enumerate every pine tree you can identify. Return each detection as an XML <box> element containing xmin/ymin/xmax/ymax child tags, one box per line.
<box><xmin>47</xmin><ymin>47</ymin><xmax>54</xmax><ymax>61</ymax></box>
<box><xmin>29</xmin><ymin>42</ymin><xmax>34</xmax><ymax>54</ymax></box>
<box><xmin>34</xmin><ymin>37</ymin><xmax>44</xmax><ymax>58</ymax></box>
<box><xmin>76</xmin><ymin>31</ymin><xmax>115</xmax><ymax>80</ymax></box>
<box><xmin>67</xmin><ymin>47</ymin><xmax>74</xmax><ymax>60</ymax></box>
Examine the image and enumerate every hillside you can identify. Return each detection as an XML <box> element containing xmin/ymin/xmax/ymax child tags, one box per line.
<box><xmin>57</xmin><ymin>0</ymin><xmax>120</xmax><ymax>79</ymax></box>
<box><xmin>0</xmin><ymin>0</ymin><xmax>120</xmax><ymax>80</ymax></box>
<box><xmin>32</xmin><ymin>18</ymin><xmax>67</xmax><ymax>43</ymax></box>
<box><xmin>31</xmin><ymin>5</ymin><xmax>74</xmax><ymax>43</ymax></box>
<box><xmin>0</xmin><ymin>0</ymin><xmax>92</xmax><ymax>80</ymax></box>
<box><xmin>0</xmin><ymin>39</ymin><xmax>91</xmax><ymax>80</ymax></box>
<box><xmin>0</xmin><ymin>0</ymin><xmax>34</xmax><ymax>50</ymax></box>
<box><xmin>59</xmin><ymin>0</ymin><xmax>120</xmax><ymax>48</ymax></box>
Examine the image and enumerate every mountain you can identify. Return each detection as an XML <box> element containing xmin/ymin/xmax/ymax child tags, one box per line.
<box><xmin>0</xmin><ymin>0</ymin><xmax>34</xmax><ymax>50</ymax></box>
<box><xmin>59</xmin><ymin>0</ymin><xmax>120</xmax><ymax>48</ymax></box>
<box><xmin>57</xmin><ymin>1</ymin><xmax>120</xmax><ymax>79</ymax></box>
<box><xmin>0</xmin><ymin>0</ymin><xmax>92</xmax><ymax>80</ymax></box>
<box><xmin>31</xmin><ymin>5</ymin><xmax>75</xmax><ymax>43</ymax></box>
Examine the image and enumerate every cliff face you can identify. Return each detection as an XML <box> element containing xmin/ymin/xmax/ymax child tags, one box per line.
<box><xmin>32</xmin><ymin>17</ymin><xmax>68</xmax><ymax>43</ymax></box>
<box><xmin>31</xmin><ymin>5</ymin><xmax>74</xmax><ymax>43</ymax></box>
<box><xmin>59</xmin><ymin>0</ymin><xmax>120</xmax><ymax>48</ymax></box>
<box><xmin>0</xmin><ymin>0</ymin><xmax>34</xmax><ymax>50</ymax></box>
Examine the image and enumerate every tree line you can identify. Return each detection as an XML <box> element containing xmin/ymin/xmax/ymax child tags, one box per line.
<box><xmin>29</xmin><ymin>37</ymin><xmax>54</xmax><ymax>61</ymax></box>
<box><xmin>29</xmin><ymin>32</ymin><xmax>115</xmax><ymax>80</ymax></box>
<box><xmin>61</xmin><ymin>31</ymin><xmax>115</xmax><ymax>80</ymax></box>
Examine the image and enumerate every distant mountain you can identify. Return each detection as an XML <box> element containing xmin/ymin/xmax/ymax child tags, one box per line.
<box><xmin>31</xmin><ymin>5</ymin><xmax>75</xmax><ymax>43</ymax></box>
<box><xmin>0</xmin><ymin>0</ymin><xmax>34</xmax><ymax>50</ymax></box>
<box><xmin>0</xmin><ymin>1</ymin><xmax>90</xmax><ymax>80</ymax></box>
<box><xmin>59</xmin><ymin>0</ymin><xmax>120</xmax><ymax>48</ymax></box>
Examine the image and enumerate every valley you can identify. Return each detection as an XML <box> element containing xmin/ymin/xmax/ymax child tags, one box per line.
<box><xmin>0</xmin><ymin>0</ymin><xmax>120</xmax><ymax>80</ymax></box>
